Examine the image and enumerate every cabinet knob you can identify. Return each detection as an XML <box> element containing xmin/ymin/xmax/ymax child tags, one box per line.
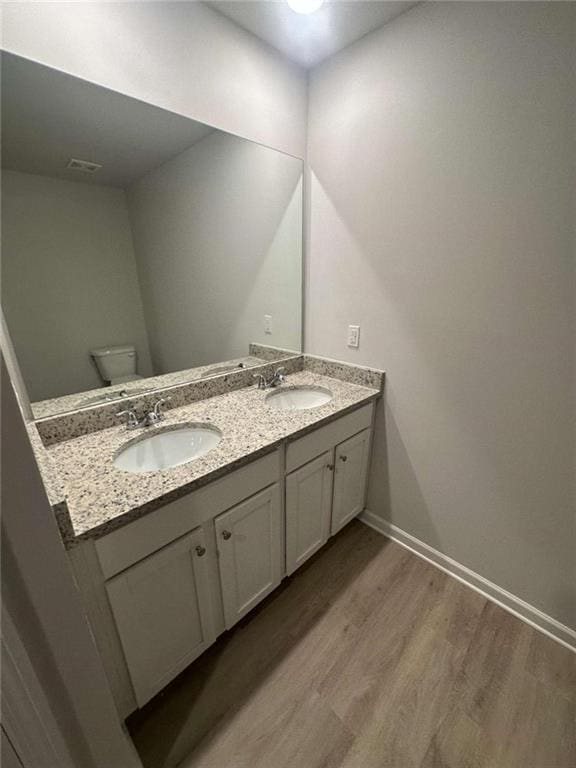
<box><xmin>222</xmin><ymin>530</ymin><xmax>232</xmax><ymax>540</ymax></box>
<box><xmin>340</xmin><ymin>455</ymin><xmax>348</xmax><ymax>463</ymax></box>
<box><xmin>326</xmin><ymin>464</ymin><xmax>334</xmax><ymax>471</ymax></box>
<box><xmin>195</xmin><ymin>545</ymin><xmax>206</xmax><ymax>557</ymax></box>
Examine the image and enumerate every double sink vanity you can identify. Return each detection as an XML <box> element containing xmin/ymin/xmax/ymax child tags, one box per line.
<box><xmin>30</xmin><ymin>354</ymin><xmax>384</xmax><ymax>716</ymax></box>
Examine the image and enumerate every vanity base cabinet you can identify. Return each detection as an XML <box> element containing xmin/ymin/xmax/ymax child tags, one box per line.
<box><xmin>106</xmin><ymin>526</ymin><xmax>214</xmax><ymax>708</ymax></box>
<box><xmin>76</xmin><ymin>406</ymin><xmax>375</xmax><ymax>715</ymax></box>
<box><xmin>215</xmin><ymin>484</ymin><xmax>282</xmax><ymax>630</ymax></box>
<box><xmin>331</xmin><ymin>429</ymin><xmax>372</xmax><ymax>535</ymax></box>
<box><xmin>285</xmin><ymin>452</ymin><xmax>334</xmax><ymax>576</ymax></box>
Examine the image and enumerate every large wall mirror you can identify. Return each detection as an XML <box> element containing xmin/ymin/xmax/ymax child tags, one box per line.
<box><xmin>1</xmin><ymin>53</ymin><xmax>303</xmax><ymax>418</ymax></box>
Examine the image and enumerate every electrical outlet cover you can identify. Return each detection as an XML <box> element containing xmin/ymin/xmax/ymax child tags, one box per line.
<box><xmin>347</xmin><ymin>325</ymin><xmax>360</xmax><ymax>348</ymax></box>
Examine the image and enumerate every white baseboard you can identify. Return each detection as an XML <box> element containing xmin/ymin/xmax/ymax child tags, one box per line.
<box><xmin>359</xmin><ymin>510</ymin><xmax>576</xmax><ymax>653</ymax></box>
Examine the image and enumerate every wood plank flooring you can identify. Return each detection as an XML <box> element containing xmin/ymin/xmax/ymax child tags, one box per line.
<box><xmin>127</xmin><ymin>521</ymin><xmax>576</xmax><ymax>768</ymax></box>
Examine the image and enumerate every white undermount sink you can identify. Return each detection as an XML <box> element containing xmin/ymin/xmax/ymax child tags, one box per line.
<box><xmin>114</xmin><ymin>424</ymin><xmax>222</xmax><ymax>473</ymax></box>
<box><xmin>265</xmin><ymin>386</ymin><xmax>333</xmax><ymax>411</ymax></box>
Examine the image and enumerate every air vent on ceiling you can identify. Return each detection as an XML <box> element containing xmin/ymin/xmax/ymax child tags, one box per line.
<box><xmin>67</xmin><ymin>158</ymin><xmax>102</xmax><ymax>173</ymax></box>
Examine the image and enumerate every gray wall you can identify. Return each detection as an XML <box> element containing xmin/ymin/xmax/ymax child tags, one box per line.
<box><xmin>2</xmin><ymin>171</ymin><xmax>153</xmax><ymax>400</ymax></box>
<box><xmin>1</xmin><ymin>1</ymin><xmax>307</xmax><ymax>159</ymax></box>
<box><xmin>126</xmin><ymin>131</ymin><xmax>302</xmax><ymax>373</ymax></box>
<box><xmin>307</xmin><ymin>2</ymin><xmax>576</xmax><ymax>627</ymax></box>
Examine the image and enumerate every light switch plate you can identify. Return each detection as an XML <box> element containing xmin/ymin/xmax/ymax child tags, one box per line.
<box><xmin>264</xmin><ymin>315</ymin><xmax>273</xmax><ymax>335</ymax></box>
<box><xmin>347</xmin><ymin>325</ymin><xmax>360</xmax><ymax>348</ymax></box>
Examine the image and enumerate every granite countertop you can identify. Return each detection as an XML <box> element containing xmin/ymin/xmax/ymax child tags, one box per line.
<box><xmin>43</xmin><ymin>370</ymin><xmax>380</xmax><ymax>545</ymax></box>
<box><xmin>27</xmin><ymin>422</ymin><xmax>68</xmax><ymax>506</ymax></box>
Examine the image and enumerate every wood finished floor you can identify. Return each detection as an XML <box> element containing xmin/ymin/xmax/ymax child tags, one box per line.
<box><xmin>127</xmin><ymin>521</ymin><xmax>576</xmax><ymax>768</ymax></box>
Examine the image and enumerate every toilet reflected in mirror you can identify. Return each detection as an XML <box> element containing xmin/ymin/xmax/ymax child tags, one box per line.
<box><xmin>91</xmin><ymin>346</ymin><xmax>142</xmax><ymax>388</ymax></box>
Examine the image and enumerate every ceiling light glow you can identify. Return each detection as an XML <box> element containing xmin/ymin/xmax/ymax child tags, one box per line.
<box><xmin>286</xmin><ymin>0</ymin><xmax>324</xmax><ymax>15</ymax></box>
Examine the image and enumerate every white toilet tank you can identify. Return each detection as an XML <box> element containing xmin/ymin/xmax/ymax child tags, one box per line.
<box><xmin>91</xmin><ymin>345</ymin><xmax>141</xmax><ymax>385</ymax></box>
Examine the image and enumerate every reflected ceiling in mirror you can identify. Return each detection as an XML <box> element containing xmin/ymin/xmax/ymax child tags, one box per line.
<box><xmin>1</xmin><ymin>53</ymin><xmax>303</xmax><ymax>419</ymax></box>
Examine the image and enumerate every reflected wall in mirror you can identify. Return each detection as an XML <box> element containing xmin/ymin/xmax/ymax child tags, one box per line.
<box><xmin>1</xmin><ymin>53</ymin><xmax>303</xmax><ymax>418</ymax></box>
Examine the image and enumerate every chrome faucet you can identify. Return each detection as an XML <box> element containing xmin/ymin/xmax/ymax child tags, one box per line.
<box><xmin>253</xmin><ymin>367</ymin><xmax>287</xmax><ymax>390</ymax></box>
<box><xmin>269</xmin><ymin>367</ymin><xmax>286</xmax><ymax>387</ymax></box>
<box><xmin>117</xmin><ymin>397</ymin><xmax>172</xmax><ymax>429</ymax></box>
<box><xmin>146</xmin><ymin>397</ymin><xmax>171</xmax><ymax>425</ymax></box>
<box><xmin>116</xmin><ymin>408</ymin><xmax>140</xmax><ymax>429</ymax></box>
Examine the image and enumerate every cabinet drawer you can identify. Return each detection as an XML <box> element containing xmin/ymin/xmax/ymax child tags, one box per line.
<box><xmin>97</xmin><ymin>450</ymin><xmax>280</xmax><ymax>579</ymax></box>
<box><xmin>286</xmin><ymin>403</ymin><xmax>373</xmax><ymax>473</ymax></box>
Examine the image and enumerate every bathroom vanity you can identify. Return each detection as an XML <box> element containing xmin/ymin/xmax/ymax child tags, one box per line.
<box><xmin>88</xmin><ymin>399</ymin><xmax>373</xmax><ymax>711</ymax></box>
<box><xmin>29</xmin><ymin>358</ymin><xmax>384</xmax><ymax>717</ymax></box>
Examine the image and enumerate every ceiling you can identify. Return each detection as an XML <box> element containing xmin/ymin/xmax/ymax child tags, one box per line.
<box><xmin>205</xmin><ymin>0</ymin><xmax>420</xmax><ymax>69</ymax></box>
<box><xmin>1</xmin><ymin>53</ymin><xmax>215</xmax><ymax>188</ymax></box>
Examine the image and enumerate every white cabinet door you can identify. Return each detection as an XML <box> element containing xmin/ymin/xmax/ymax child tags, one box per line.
<box><xmin>331</xmin><ymin>429</ymin><xmax>371</xmax><ymax>535</ymax></box>
<box><xmin>215</xmin><ymin>484</ymin><xmax>282</xmax><ymax>630</ymax></box>
<box><xmin>106</xmin><ymin>527</ymin><xmax>214</xmax><ymax>707</ymax></box>
<box><xmin>286</xmin><ymin>451</ymin><xmax>334</xmax><ymax>575</ymax></box>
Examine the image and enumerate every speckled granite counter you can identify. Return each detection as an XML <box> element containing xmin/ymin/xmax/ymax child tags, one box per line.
<box><xmin>38</xmin><ymin>370</ymin><xmax>381</xmax><ymax>546</ymax></box>
<box><xmin>27</xmin><ymin>422</ymin><xmax>67</xmax><ymax>507</ymax></box>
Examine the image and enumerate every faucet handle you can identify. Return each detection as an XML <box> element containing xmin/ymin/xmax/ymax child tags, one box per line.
<box><xmin>152</xmin><ymin>396</ymin><xmax>172</xmax><ymax>418</ymax></box>
<box><xmin>273</xmin><ymin>367</ymin><xmax>286</xmax><ymax>385</ymax></box>
<box><xmin>253</xmin><ymin>373</ymin><xmax>266</xmax><ymax>390</ymax></box>
<box><xmin>117</xmin><ymin>409</ymin><xmax>139</xmax><ymax>429</ymax></box>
